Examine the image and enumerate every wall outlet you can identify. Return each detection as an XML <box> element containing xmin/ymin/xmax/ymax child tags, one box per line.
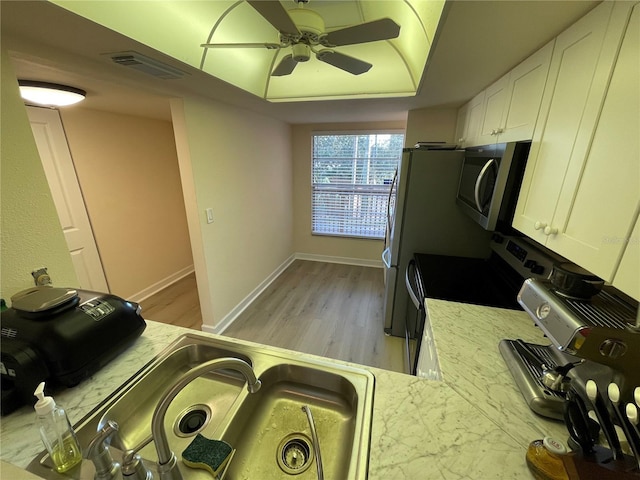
<box><xmin>205</xmin><ymin>208</ymin><xmax>214</xmax><ymax>224</ymax></box>
<box><xmin>31</xmin><ymin>267</ymin><xmax>52</xmax><ymax>286</ymax></box>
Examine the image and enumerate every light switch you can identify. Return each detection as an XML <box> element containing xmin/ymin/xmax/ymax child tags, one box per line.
<box><xmin>205</xmin><ymin>208</ymin><xmax>214</xmax><ymax>224</ymax></box>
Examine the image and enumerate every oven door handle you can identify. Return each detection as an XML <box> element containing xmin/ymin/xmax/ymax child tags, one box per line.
<box><xmin>405</xmin><ymin>260</ymin><xmax>423</xmax><ymax>310</ymax></box>
<box><xmin>474</xmin><ymin>158</ymin><xmax>496</xmax><ymax>212</ymax></box>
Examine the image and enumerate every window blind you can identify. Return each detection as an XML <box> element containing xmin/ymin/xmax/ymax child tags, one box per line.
<box><xmin>312</xmin><ymin>133</ymin><xmax>404</xmax><ymax>239</ymax></box>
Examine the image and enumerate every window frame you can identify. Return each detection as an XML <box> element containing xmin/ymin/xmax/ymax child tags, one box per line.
<box><xmin>310</xmin><ymin>129</ymin><xmax>405</xmax><ymax>240</ymax></box>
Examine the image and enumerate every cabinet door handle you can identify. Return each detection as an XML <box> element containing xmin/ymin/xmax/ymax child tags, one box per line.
<box><xmin>534</xmin><ymin>221</ymin><xmax>547</xmax><ymax>231</ymax></box>
<box><xmin>474</xmin><ymin>158</ymin><xmax>496</xmax><ymax>212</ymax></box>
<box><xmin>544</xmin><ymin>225</ymin><xmax>558</xmax><ymax>236</ymax></box>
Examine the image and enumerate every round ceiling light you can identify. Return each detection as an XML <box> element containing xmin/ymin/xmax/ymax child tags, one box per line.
<box><xmin>18</xmin><ymin>80</ymin><xmax>86</xmax><ymax>107</ymax></box>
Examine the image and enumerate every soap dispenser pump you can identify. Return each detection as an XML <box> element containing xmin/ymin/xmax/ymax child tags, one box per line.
<box><xmin>33</xmin><ymin>382</ymin><xmax>82</xmax><ymax>472</ymax></box>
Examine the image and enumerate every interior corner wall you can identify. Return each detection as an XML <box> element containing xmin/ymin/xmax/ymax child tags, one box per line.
<box><xmin>0</xmin><ymin>50</ymin><xmax>78</xmax><ymax>302</ymax></box>
<box><xmin>292</xmin><ymin>121</ymin><xmax>407</xmax><ymax>263</ymax></box>
<box><xmin>405</xmin><ymin>107</ymin><xmax>458</xmax><ymax>147</ymax></box>
<box><xmin>171</xmin><ymin>96</ymin><xmax>294</xmax><ymax>330</ymax></box>
<box><xmin>59</xmin><ymin>108</ymin><xmax>194</xmax><ymax>301</ymax></box>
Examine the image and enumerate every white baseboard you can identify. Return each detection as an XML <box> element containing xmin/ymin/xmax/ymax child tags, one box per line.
<box><xmin>205</xmin><ymin>254</ymin><xmax>296</xmax><ymax>335</ymax></box>
<box><xmin>294</xmin><ymin>252</ymin><xmax>383</xmax><ymax>268</ymax></box>
<box><xmin>128</xmin><ymin>265</ymin><xmax>195</xmax><ymax>303</ymax></box>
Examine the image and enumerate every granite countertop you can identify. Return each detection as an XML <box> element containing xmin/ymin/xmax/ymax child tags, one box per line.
<box><xmin>0</xmin><ymin>300</ymin><xmax>568</xmax><ymax>479</ymax></box>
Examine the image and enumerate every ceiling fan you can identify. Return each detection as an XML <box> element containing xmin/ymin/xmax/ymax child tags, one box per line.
<box><xmin>201</xmin><ymin>0</ymin><xmax>401</xmax><ymax>76</ymax></box>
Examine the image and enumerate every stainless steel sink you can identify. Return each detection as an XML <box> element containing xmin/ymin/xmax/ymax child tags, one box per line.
<box><xmin>220</xmin><ymin>364</ymin><xmax>360</xmax><ymax>479</ymax></box>
<box><xmin>27</xmin><ymin>333</ymin><xmax>375</xmax><ymax>480</ymax></box>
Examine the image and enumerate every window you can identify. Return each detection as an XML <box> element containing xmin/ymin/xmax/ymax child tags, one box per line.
<box><xmin>312</xmin><ymin>132</ymin><xmax>404</xmax><ymax>239</ymax></box>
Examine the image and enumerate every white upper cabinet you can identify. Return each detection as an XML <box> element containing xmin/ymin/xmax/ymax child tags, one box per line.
<box><xmin>499</xmin><ymin>41</ymin><xmax>554</xmax><ymax>144</ymax></box>
<box><xmin>513</xmin><ymin>1</ymin><xmax>639</xmax><ymax>289</ymax></box>
<box><xmin>476</xmin><ymin>73</ymin><xmax>510</xmax><ymax>145</ymax></box>
<box><xmin>458</xmin><ymin>41</ymin><xmax>553</xmax><ymax>148</ymax></box>
<box><xmin>456</xmin><ymin>91</ymin><xmax>484</xmax><ymax>147</ymax></box>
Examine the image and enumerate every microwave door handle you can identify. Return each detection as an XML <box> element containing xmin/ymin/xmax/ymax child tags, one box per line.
<box><xmin>474</xmin><ymin>158</ymin><xmax>496</xmax><ymax>212</ymax></box>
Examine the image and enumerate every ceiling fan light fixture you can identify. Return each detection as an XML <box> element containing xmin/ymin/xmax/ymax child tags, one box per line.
<box><xmin>18</xmin><ymin>80</ymin><xmax>86</xmax><ymax>107</ymax></box>
<box><xmin>291</xmin><ymin>43</ymin><xmax>311</xmax><ymax>62</ymax></box>
<box><xmin>288</xmin><ymin>8</ymin><xmax>324</xmax><ymax>36</ymax></box>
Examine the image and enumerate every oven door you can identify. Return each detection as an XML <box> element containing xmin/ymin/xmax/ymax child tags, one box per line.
<box><xmin>404</xmin><ymin>259</ymin><xmax>425</xmax><ymax>375</ymax></box>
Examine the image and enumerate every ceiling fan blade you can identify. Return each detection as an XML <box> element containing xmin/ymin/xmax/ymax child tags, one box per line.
<box><xmin>316</xmin><ymin>50</ymin><xmax>372</xmax><ymax>75</ymax></box>
<box><xmin>272</xmin><ymin>54</ymin><xmax>298</xmax><ymax>76</ymax></box>
<box><xmin>247</xmin><ymin>0</ymin><xmax>300</xmax><ymax>36</ymax></box>
<box><xmin>321</xmin><ymin>18</ymin><xmax>400</xmax><ymax>47</ymax></box>
<box><xmin>201</xmin><ymin>42</ymin><xmax>281</xmax><ymax>49</ymax></box>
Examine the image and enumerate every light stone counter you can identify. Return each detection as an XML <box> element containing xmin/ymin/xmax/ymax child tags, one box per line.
<box><xmin>425</xmin><ymin>299</ymin><xmax>568</xmax><ymax>449</ymax></box>
<box><xmin>0</xmin><ymin>308</ymin><xmax>560</xmax><ymax>479</ymax></box>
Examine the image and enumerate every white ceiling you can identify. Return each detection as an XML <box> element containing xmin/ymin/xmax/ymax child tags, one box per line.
<box><xmin>1</xmin><ymin>0</ymin><xmax>600</xmax><ymax>124</ymax></box>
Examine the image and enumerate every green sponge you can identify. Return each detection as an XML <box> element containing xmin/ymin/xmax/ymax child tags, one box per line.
<box><xmin>181</xmin><ymin>433</ymin><xmax>234</xmax><ymax>478</ymax></box>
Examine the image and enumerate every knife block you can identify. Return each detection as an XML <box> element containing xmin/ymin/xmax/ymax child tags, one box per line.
<box><xmin>562</xmin><ymin>446</ymin><xmax>639</xmax><ymax>479</ymax></box>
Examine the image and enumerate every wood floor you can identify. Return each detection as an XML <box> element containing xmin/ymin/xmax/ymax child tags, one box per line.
<box><xmin>141</xmin><ymin>261</ymin><xmax>405</xmax><ymax>373</ymax></box>
<box><xmin>139</xmin><ymin>272</ymin><xmax>203</xmax><ymax>330</ymax></box>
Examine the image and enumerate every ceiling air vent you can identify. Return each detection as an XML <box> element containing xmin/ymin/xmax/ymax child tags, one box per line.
<box><xmin>109</xmin><ymin>51</ymin><xmax>186</xmax><ymax>80</ymax></box>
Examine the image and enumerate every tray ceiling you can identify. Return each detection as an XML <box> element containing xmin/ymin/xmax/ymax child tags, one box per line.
<box><xmin>52</xmin><ymin>0</ymin><xmax>444</xmax><ymax>102</ymax></box>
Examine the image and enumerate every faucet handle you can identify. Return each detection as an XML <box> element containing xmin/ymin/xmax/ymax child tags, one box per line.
<box><xmin>122</xmin><ymin>451</ymin><xmax>152</xmax><ymax>480</ymax></box>
<box><xmin>122</xmin><ymin>434</ymin><xmax>154</xmax><ymax>480</ymax></box>
<box><xmin>86</xmin><ymin>420</ymin><xmax>122</xmax><ymax>480</ymax></box>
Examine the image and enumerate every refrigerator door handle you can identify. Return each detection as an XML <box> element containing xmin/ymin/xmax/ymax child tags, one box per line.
<box><xmin>382</xmin><ymin>247</ymin><xmax>392</xmax><ymax>269</ymax></box>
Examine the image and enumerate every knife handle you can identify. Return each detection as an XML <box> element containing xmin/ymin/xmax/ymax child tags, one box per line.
<box><xmin>564</xmin><ymin>388</ymin><xmax>595</xmax><ymax>455</ymax></box>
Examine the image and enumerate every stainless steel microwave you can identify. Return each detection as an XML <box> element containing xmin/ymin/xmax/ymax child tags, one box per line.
<box><xmin>456</xmin><ymin>141</ymin><xmax>531</xmax><ymax>230</ymax></box>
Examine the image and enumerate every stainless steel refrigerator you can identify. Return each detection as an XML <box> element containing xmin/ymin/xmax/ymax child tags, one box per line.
<box><xmin>382</xmin><ymin>147</ymin><xmax>492</xmax><ymax>337</ymax></box>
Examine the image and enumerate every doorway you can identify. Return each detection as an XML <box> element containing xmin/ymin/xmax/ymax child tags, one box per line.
<box><xmin>27</xmin><ymin>106</ymin><xmax>109</xmax><ymax>292</ymax></box>
<box><xmin>26</xmin><ymin>104</ymin><xmax>198</xmax><ymax>311</ymax></box>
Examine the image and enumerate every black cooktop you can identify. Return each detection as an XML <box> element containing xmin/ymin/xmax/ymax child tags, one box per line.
<box><xmin>414</xmin><ymin>252</ymin><xmax>524</xmax><ymax>310</ymax></box>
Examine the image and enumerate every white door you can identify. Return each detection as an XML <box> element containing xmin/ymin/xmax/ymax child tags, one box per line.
<box><xmin>27</xmin><ymin>106</ymin><xmax>109</xmax><ymax>292</ymax></box>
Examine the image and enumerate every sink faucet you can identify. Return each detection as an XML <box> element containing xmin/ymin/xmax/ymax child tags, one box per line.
<box><xmin>151</xmin><ymin>357</ymin><xmax>261</xmax><ymax>480</ymax></box>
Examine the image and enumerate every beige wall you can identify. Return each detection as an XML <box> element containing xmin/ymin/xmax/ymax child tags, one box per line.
<box><xmin>172</xmin><ymin>97</ymin><xmax>293</xmax><ymax>330</ymax></box>
<box><xmin>292</xmin><ymin>121</ymin><xmax>406</xmax><ymax>264</ymax></box>
<box><xmin>59</xmin><ymin>108</ymin><xmax>193</xmax><ymax>300</ymax></box>
<box><xmin>1</xmin><ymin>50</ymin><xmax>78</xmax><ymax>302</ymax></box>
<box><xmin>405</xmin><ymin>107</ymin><xmax>458</xmax><ymax>147</ymax></box>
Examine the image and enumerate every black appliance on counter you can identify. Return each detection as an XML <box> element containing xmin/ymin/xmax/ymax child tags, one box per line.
<box><xmin>404</xmin><ymin>233</ymin><xmax>560</xmax><ymax>375</ymax></box>
<box><xmin>1</xmin><ymin>287</ymin><xmax>146</xmax><ymax>416</ymax></box>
